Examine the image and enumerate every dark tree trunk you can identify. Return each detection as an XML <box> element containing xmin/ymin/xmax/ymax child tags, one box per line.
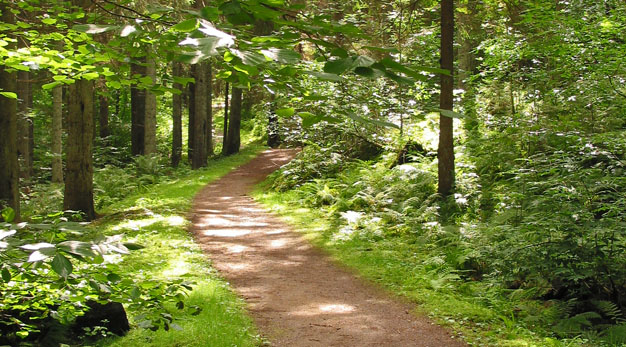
<box><xmin>224</xmin><ymin>87</ymin><xmax>242</xmax><ymax>156</ymax></box>
<box><xmin>438</xmin><ymin>0</ymin><xmax>455</xmax><ymax>197</ymax></box>
<box><xmin>188</xmin><ymin>65</ymin><xmax>195</xmax><ymax>162</ymax></box>
<box><xmin>17</xmin><ymin>69</ymin><xmax>33</xmax><ymax>180</ymax></box>
<box><xmin>0</xmin><ymin>5</ymin><xmax>19</xmax><ymax>220</ymax></box>
<box><xmin>64</xmin><ymin>79</ymin><xmax>95</xmax><ymax>220</ymax></box>
<box><xmin>172</xmin><ymin>62</ymin><xmax>182</xmax><ymax>167</ymax></box>
<box><xmin>99</xmin><ymin>94</ymin><xmax>110</xmax><ymax>139</ymax></box>
<box><xmin>191</xmin><ymin>63</ymin><xmax>208</xmax><ymax>169</ymax></box>
<box><xmin>131</xmin><ymin>58</ymin><xmax>146</xmax><ymax>156</ymax></box>
<box><xmin>222</xmin><ymin>82</ymin><xmax>229</xmax><ymax>152</ymax></box>
<box><xmin>206</xmin><ymin>62</ymin><xmax>213</xmax><ymax>157</ymax></box>
<box><xmin>144</xmin><ymin>57</ymin><xmax>157</xmax><ymax>155</ymax></box>
<box><xmin>51</xmin><ymin>85</ymin><xmax>63</xmax><ymax>183</ymax></box>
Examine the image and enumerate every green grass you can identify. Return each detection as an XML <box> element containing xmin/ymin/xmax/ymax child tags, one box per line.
<box><xmin>92</xmin><ymin>144</ymin><xmax>266</xmax><ymax>347</ymax></box>
<box><xmin>252</xmin><ymin>188</ymin><xmax>599</xmax><ymax>347</ymax></box>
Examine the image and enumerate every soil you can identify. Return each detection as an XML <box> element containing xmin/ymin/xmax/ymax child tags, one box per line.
<box><xmin>190</xmin><ymin>148</ymin><xmax>466</xmax><ymax>347</ymax></box>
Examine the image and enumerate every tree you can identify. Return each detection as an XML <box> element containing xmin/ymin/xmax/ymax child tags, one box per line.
<box><xmin>0</xmin><ymin>2</ymin><xmax>19</xmax><ymax>220</ymax></box>
<box><xmin>131</xmin><ymin>58</ymin><xmax>147</xmax><ymax>156</ymax></box>
<box><xmin>172</xmin><ymin>62</ymin><xmax>183</xmax><ymax>167</ymax></box>
<box><xmin>144</xmin><ymin>56</ymin><xmax>157</xmax><ymax>155</ymax></box>
<box><xmin>191</xmin><ymin>61</ymin><xmax>209</xmax><ymax>168</ymax></box>
<box><xmin>51</xmin><ymin>85</ymin><xmax>63</xmax><ymax>183</ymax></box>
<box><xmin>438</xmin><ymin>0</ymin><xmax>455</xmax><ymax>197</ymax></box>
<box><xmin>64</xmin><ymin>79</ymin><xmax>96</xmax><ymax>220</ymax></box>
<box><xmin>224</xmin><ymin>86</ymin><xmax>242</xmax><ymax>156</ymax></box>
<box><xmin>222</xmin><ymin>81</ymin><xmax>229</xmax><ymax>153</ymax></box>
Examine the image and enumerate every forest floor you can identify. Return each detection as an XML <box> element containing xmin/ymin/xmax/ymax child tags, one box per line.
<box><xmin>190</xmin><ymin>148</ymin><xmax>465</xmax><ymax>347</ymax></box>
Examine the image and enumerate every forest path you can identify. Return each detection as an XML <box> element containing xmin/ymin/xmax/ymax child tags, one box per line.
<box><xmin>190</xmin><ymin>148</ymin><xmax>464</xmax><ymax>347</ymax></box>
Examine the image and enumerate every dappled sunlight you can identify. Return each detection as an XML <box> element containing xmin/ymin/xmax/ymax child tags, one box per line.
<box><xmin>290</xmin><ymin>302</ymin><xmax>357</xmax><ymax>317</ymax></box>
<box><xmin>269</xmin><ymin>239</ymin><xmax>287</xmax><ymax>248</ymax></box>
<box><xmin>112</xmin><ymin>214</ymin><xmax>186</xmax><ymax>231</ymax></box>
<box><xmin>162</xmin><ymin>258</ymin><xmax>193</xmax><ymax>277</ymax></box>
<box><xmin>227</xmin><ymin>244</ymin><xmax>248</xmax><ymax>253</ymax></box>
<box><xmin>201</xmin><ymin>228</ymin><xmax>252</xmax><ymax>237</ymax></box>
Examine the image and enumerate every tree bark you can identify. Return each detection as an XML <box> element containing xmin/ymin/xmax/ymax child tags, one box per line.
<box><xmin>172</xmin><ymin>62</ymin><xmax>182</xmax><ymax>167</ymax></box>
<box><xmin>131</xmin><ymin>58</ymin><xmax>146</xmax><ymax>156</ymax></box>
<box><xmin>222</xmin><ymin>82</ymin><xmax>229</xmax><ymax>153</ymax></box>
<box><xmin>191</xmin><ymin>62</ymin><xmax>208</xmax><ymax>169</ymax></box>
<box><xmin>224</xmin><ymin>87</ymin><xmax>242</xmax><ymax>156</ymax></box>
<box><xmin>64</xmin><ymin>79</ymin><xmax>96</xmax><ymax>220</ymax></box>
<box><xmin>51</xmin><ymin>85</ymin><xmax>64</xmax><ymax>183</ymax></box>
<box><xmin>0</xmin><ymin>4</ymin><xmax>19</xmax><ymax>220</ymax></box>
<box><xmin>438</xmin><ymin>0</ymin><xmax>455</xmax><ymax>197</ymax></box>
<box><xmin>206</xmin><ymin>62</ymin><xmax>213</xmax><ymax>157</ymax></box>
<box><xmin>17</xmin><ymin>69</ymin><xmax>33</xmax><ymax>181</ymax></box>
<box><xmin>188</xmin><ymin>65</ymin><xmax>195</xmax><ymax>162</ymax></box>
<box><xmin>144</xmin><ymin>56</ymin><xmax>157</xmax><ymax>155</ymax></box>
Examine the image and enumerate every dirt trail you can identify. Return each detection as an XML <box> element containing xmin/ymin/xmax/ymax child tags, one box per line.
<box><xmin>191</xmin><ymin>149</ymin><xmax>465</xmax><ymax>347</ymax></box>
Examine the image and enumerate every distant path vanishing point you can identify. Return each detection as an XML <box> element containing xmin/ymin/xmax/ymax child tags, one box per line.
<box><xmin>190</xmin><ymin>148</ymin><xmax>465</xmax><ymax>347</ymax></box>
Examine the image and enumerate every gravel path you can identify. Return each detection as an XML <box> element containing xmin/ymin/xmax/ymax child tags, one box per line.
<box><xmin>190</xmin><ymin>148</ymin><xmax>465</xmax><ymax>347</ymax></box>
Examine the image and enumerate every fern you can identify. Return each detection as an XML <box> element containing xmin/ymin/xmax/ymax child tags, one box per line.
<box><xmin>592</xmin><ymin>300</ymin><xmax>625</xmax><ymax>324</ymax></box>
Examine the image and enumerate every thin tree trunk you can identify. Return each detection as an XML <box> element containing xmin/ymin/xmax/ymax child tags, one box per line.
<box><xmin>438</xmin><ymin>0</ymin><xmax>455</xmax><ymax>197</ymax></box>
<box><xmin>64</xmin><ymin>79</ymin><xmax>95</xmax><ymax>220</ymax></box>
<box><xmin>17</xmin><ymin>70</ymin><xmax>33</xmax><ymax>180</ymax></box>
<box><xmin>131</xmin><ymin>58</ymin><xmax>146</xmax><ymax>156</ymax></box>
<box><xmin>51</xmin><ymin>85</ymin><xmax>63</xmax><ymax>183</ymax></box>
<box><xmin>222</xmin><ymin>81</ymin><xmax>229</xmax><ymax>152</ymax></box>
<box><xmin>191</xmin><ymin>62</ymin><xmax>207</xmax><ymax>169</ymax></box>
<box><xmin>172</xmin><ymin>62</ymin><xmax>182</xmax><ymax>167</ymax></box>
<box><xmin>188</xmin><ymin>65</ymin><xmax>195</xmax><ymax>162</ymax></box>
<box><xmin>144</xmin><ymin>56</ymin><xmax>157</xmax><ymax>155</ymax></box>
<box><xmin>267</xmin><ymin>94</ymin><xmax>280</xmax><ymax>148</ymax></box>
<box><xmin>224</xmin><ymin>87</ymin><xmax>242</xmax><ymax>156</ymax></box>
<box><xmin>206</xmin><ymin>62</ymin><xmax>213</xmax><ymax>157</ymax></box>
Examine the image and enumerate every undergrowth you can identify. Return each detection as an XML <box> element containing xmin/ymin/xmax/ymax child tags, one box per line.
<box><xmin>255</xmin><ymin>137</ymin><xmax>626</xmax><ymax>347</ymax></box>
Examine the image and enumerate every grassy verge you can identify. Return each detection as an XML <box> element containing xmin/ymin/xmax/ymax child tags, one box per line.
<box><xmin>93</xmin><ymin>144</ymin><xmax>265</xmax><ymax>347</ymax></box>
<box><xmin>252</xmin><ymin>188</ymin><xmax>588</xmax><ymax>347</ymax></box>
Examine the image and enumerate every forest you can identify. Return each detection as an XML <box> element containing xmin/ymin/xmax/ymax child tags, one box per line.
<box><xmin>0</xmin><ymin>0</ymin><xmax>625</xmax><ymax>346</ymax></box>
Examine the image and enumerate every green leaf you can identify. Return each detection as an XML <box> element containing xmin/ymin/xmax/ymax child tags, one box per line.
<box><xmin>1</xmin><ymin>267</ymin><xmax>10</xmax><ymax>282</ymax></box>
<box><xmin>57</xmin><ymin>241</ymin><xmax>98</xmax><ymax>258</ymax></box>
<box><xmin>276</xmin><ymin>108</ymin><xmax>295</xmax><ymax>117</ymax></box>
<box><xmin>72</xmin><ymin>24</ymin><xmax>118</xmax><ymax>34</ymax></box>
<box><xmin>261</xmin><ymin>49</ymin><xmax>300</xmax><ymax>64</ymax></box>
<box><xmin>299</xmin><ymin>112</ymin><xmax>340</xmax><ymax>128</ymax></box>
<box><xmin>0</xmin><ymin>92</ymin><xmax>17</xmax><ymax>100</ymax></box>
<box><xmin>171</xmin><ymin>19</ymin><xmax>199</xmax><ymax>33</ymax></box>
<box><xmin>438</xmin><ymin>109</ymin><xmax>465</xmax><ymax>119</ymax></box>
<box><xmin>354</xmin><ymin>67</ymin><xmax>375</xmax><ymax>78</ymax></box>
<box><xmin>0</xmin><ymin>229</ymin><xmax>16</xmax><ymax>241</ymax></box>
<box><xmin>346</xmin><ymin>113</ymin><xmax>400</xmax><ymax>129</ymax></box>
<box><xmin>123</xmin><ymin>242</ymin><xmax>145</xmax><ymax>250</ymax></box>
<box><xmin>51</xmin><ymin>254</ymin><xmax>72</xmax><ymax>278</ymax></box>
<box><xmin>305</xmin><ymin>71</ymin><xmax>343</xmax><ymax>82</ymax></box>
<box><xmin>107</xmin><ymin>273</ymin><xmax>122</xmax><ymax>282</ymax></box>
<box><xmin>42</xmin><ymin>18</ymin><xmax>57</xmax><ymax>25</ymax></box>
<box><xmin>323</xmin><ymin>57</ymin><xmax>354</xmax><ymax>75</ymax></box>
<box><xmin>1</xmin><ymin>208</ymin><xmax>14</xmax><ymax>223</ymax></box>
<box><xmin>82</xmin><ymin>72</ymin><xmax>99</xmax><ymax>80</ymax></box>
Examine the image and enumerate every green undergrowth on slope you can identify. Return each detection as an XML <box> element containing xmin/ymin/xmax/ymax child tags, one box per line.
<box><xmin>94</xmin><ymin>144</ymin><xmax>265</xmax><ymax>347</ymax></box>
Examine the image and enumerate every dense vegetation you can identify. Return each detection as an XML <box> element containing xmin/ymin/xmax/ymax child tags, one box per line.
<box><xmin>0</xmin><ymin>0</ymin><xmax>625</xmax><ymax>345</ymax></box>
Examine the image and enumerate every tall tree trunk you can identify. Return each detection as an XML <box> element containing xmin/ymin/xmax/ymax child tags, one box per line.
<box><xmin>51</xmin><ymin>85</ymin><xmax>64</xmax><ymax>183</ymax></box>
<box><xmin>438</xmin><ymin>0</ymin><xmax>455</xmax><ymax>197</ymax></box>
<box><xmin>172</xmin><ymin>62</ymin><xmax>182</xmax><ymax>167</ymax></box>
<box><xmin>17</xmin><ymin>69</ymin><xmax>33</xmax><ymax>180</ymax></box>
<box><xmin>131</xmin><ymin>58</ymin><xmax>146</xmax><ymax>156</ymax></box>
<box><xmin>144</xmin><ymin>56</ymin><xmax>157</xmax><ymax>155</ymax></box>
<box><xmin>222</xmin><ymin>82</ymin><xmax>229</xmax><ymax>153</ymax></box>
<box><xmin>267</xmin><ymin>94</ymin><xmax>280</xmax><ymax>148</ymax></box>
<box><xmin>98</xmin><ymin>93</ymin><xmax>110</xmax><ymax>139</ymax></box>
<box><xmin>224</xmin><ymin>87</ymin><xmax>242</xmax><ymax>156</ymax></box>
<box><xmin>188</xmin><ymin>65</ymin><xmax>195</xmax><ymax>162</ymax></box>
<box><xmin>191</xmin><ymin>62</ymin><xmax>207</xmax><ymax>169</ymax></box>
<box><xmin>0</xmin><ymin>4</ymin><xmax>19</xmax><ymax>220</ymax></box>
<box><xmin>64</xmin><ymin>79</ymin><xmax>95</xmax><ymax>220</ymax></box>
<box><xmin>206</xmin><ymin>62</ymin><xmax>213</xmax><ymax>157</ymax></box>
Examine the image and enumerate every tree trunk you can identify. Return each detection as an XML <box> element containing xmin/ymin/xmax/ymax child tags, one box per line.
<box><xmin>172</xmin><ymin>62</ymin><xmax>182</xmax><ymax>167</ymax></box>
<box><xmin>17</xmin><ymin>69</ymin><xmax>33</xmax><ymax>181</ymax></box>
<box><xmin>206</xmin><ymin>62</ymin><xmax>213</xmax><ymax>157</ymax></box>
<box><xmin>191</xmin><ymin>62</ymin><xmax>208</xmax><ymax>169</ymax></box>
<box><xmin>0</xmin><ymin>4</ymin><xmax>19</xmax><ymax>220</ymax></box>
<box><xmin>188</xmin><ymin>65</ymin><xmax>195</xmax><ymax>162</ymax></box>
<box><xmin>51</xmin><ymin>85</ymin><xmax>64</xmax><ymax>183</ymax></box>
<box><xmin>438</xmin><ymin>0</ymin><xmax>455</xmax><ymax>197</ymax></box>
<box><xmin>267</xmin><ymin>95</ymin><xmax>280</xmax><ymax>148</ymax></box>
<box><xmin>224</xmin><ymin>87</ymin><xmax>242</xmax><ymax>156</ymax></box>
<box><xmin>144</xmin><ymin>56</ymin><xmax>157</xmax><ymax>155</ymax></box>
<box><xmin>222</xmin><ymin>81</ymin><xmax>229</xmax><ymax>152</ymax></box>
<box><xmin>131</xmin><ymin>58</ymin><xmax>146</xmax><ymax>156</ymax></box>
<box><xmin>64</xmin><ymin>79</ymin><xmax>95</xmax><ymax>220</ymax></box>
